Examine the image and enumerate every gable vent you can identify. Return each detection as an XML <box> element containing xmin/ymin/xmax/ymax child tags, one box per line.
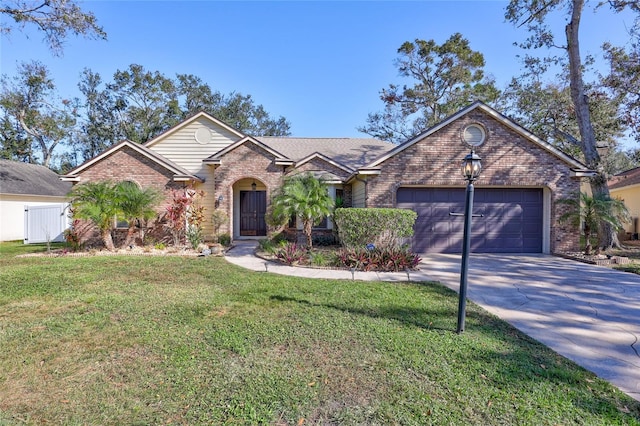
<box><xmin>195</xmin><ymin>128</ymin><xmax>212</xmax><ymax>144</ymax></box>
<box><xmin>461</xmin><ymin>124</ymin><xmax>486</xmax><ymax>147</ymax></box>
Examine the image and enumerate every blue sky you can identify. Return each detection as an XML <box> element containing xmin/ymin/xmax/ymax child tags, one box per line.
<box><xmin>1</xmin><ymin>1</ymin><xmax>637</xmax><ymax>138</ymax></box>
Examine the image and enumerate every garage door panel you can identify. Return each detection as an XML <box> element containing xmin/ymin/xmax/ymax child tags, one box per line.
<box><xmin>397</xmin><ymin>187</ymin><xmax>543</xmax><ymax>253</ymax></box>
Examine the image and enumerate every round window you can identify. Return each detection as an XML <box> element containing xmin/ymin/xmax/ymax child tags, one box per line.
<box><xmin>461</xmin><ymin>124</ymin><xmax>486</xmax><ymax>147</ymax></box>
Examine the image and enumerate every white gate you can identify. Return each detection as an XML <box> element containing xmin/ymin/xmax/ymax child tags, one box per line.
<box><xmin>24</xmin><ymin>204</ymin><xmax>69</xmax><ymax>244</ymax></box>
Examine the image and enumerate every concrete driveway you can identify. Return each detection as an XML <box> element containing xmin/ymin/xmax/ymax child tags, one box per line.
<box><xmin>421</xmin><ymin>253</ymin><xmax>640</xmax><ymax>402</ymax></box>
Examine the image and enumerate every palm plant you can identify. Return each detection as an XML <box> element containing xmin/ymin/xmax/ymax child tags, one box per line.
<box><xmin>270</xmin><ymin>173</ymin><xmax>334</xmax><ymax>249</ymax></box>
<box><xmin>558</xmin><ymin>192</ymin><xmax>630</xmax><ymax>255</ymax></box>
<box><xmin>68</xmin><ymin>180</ymin><xmax>121</xmax><ymax>251</ymax></box>
<box><xmin>116</xmin><ymin>181</ymin><xmax>163</xmax><ymax>248</ymax></box>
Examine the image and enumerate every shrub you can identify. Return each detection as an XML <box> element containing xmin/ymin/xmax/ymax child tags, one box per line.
<box><xmin>64</xmin><ymin>221</ymin><xmax>83</xmax><ymax>251</ymax></box>
<box><xmin>211</xmin><ymin>209</ymin><xmax>228</xmax><ymax>243</ymax></box>
<box><xmin>218</xmin><ymin>233</ymin><xmax>231</xmax><ymax>247</ymax></box>
<box><xmin>337</xmin><ymin>247</ymin><xmax>421</xmax><ymax>272</ymax></box>
<box><xmin>312</xmin><ymin>233</ymin><xmax>338</xmax><ymax>246</ymax></box>
<box><xmin>308</xmin><ymin>250</ymin><xmax>338</xmax><ymax>267</ymax></box>
<box><xmin>258</xmin><ymin>238</ymin><xmax>286</xmax><ymax>255</ymax></box>
<box><xmin>186</xmin><ymin>226</ymin><xmax>203</xmax><ymax>249</ymax></box>
<box><xmin>334</xmin><ymin>208</ymin><xmax>417</xmax><ymax>250</ymax></box>
<box><xmin>275</xmin><ymin>242</ymin><xmax>307</xmax><ymax>265</ymax></box>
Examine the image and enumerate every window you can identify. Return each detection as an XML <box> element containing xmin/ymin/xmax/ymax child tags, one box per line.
<box><xmin>115</xmin><ymin>181</ymin><xmax>139</xmax><ymax>229</ymax></box>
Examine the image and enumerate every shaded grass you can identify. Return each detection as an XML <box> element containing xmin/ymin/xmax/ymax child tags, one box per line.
<box><xmin>0</xmin><ymin>242</ymin><xmax>639</xmax><ymax>425</ymax></box>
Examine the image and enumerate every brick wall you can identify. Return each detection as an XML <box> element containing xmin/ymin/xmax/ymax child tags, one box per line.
<box><xmin>365</xmin><ymin>110</ymin><xmax>582</xmax><ymax>253</ymax></box>
<box><xmin>74</xmin><ymin>146</ymin><xmax>186</xmax><ymax>247</ymax></box>
<box><xmin>212</xmin><ymin>142</ymin><xmax>286</xmax><ymax>237</ymax></box>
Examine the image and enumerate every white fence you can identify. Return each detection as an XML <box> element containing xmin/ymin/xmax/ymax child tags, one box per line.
<box><xmin>23</xmin><ymin>204</ymin><xmax>69</xmax><ymax>244</ymax></box>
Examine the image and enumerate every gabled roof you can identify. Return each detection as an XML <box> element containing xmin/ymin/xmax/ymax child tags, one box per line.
<box><xmin>363</xmin><ymin>101</ymin><xmax>590</xmax><ymax>172</ymax></box>
<box><xmin>0</xmin><ymin>159</ymin><xmax>72</xmax><ymax>196</ymax></box>
<box><xmin>258</xmin><ymin>137</ymin><xmax>394</xmax><ymax>170</ymax></box>
<box><xmin>609</xmin><ymin>166</ymin><xmax>640</xmax><ymax>190</ymax></box>
<box><xmin>144</xmin><ymin>111</ymin><xmax>245</xmax><ymax>148</ymax></box>
<box><xmin>62</xmin><ymin>140</ymin><xmax>203</xmax><ymax>182</ymax></box>
<box><xmin>294</xmin><ymin>152</ymin><xmax>354</xmax><ymax>173</ymax></box>
<box><xmin>203</xmin><ymin>136</ymin><xmax>293</xmax><ymax>165</ymax></box>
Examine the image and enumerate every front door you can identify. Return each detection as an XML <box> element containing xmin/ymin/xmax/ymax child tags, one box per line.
<box><xmin>239</xmin><ymin>190</ymin><xmax>267</xmax><ymax>236</ymax></box>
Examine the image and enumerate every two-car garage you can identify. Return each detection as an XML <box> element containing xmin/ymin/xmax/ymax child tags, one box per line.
<box><xmin>397</xmin><ymin>187</ymin><xmax>544</xmax><ymax>254</ymax></box>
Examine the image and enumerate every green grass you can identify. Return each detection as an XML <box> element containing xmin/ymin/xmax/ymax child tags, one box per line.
<box><xmin>0</xmin><ymin>242</ymin><xmax>639</xmax><ymax>425</ymax></box>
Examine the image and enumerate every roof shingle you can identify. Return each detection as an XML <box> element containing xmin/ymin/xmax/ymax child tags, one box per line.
<box><xmin>257</xmin><ymin>137</ymin><xmax>395</xmax><ymax>169</ymax></box>
<box><xmin>0</xmin><ymin>159</ymin><xmax>72</xmax><ymax>197</ymax></box>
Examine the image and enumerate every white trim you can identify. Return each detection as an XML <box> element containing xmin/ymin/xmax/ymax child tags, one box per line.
<box><xmin>144</xmin><ymin>111</ymin><xmax>245</xmax><ymax>148</ymax></box>
<box><xmin>356</xmin><ymin>169</ymin><xmax>381</xmax><ymax>175</ymax></box>
<box><xmin>571</xmin><ymin>169</ymin><xmax>597</xmax><ymax>178</ymax></box>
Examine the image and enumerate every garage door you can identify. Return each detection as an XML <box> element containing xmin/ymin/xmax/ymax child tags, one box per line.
<box><xmin>397</xmin><ymin>187</ymin><xmax>543</xmax><ymax>253</ymax></box>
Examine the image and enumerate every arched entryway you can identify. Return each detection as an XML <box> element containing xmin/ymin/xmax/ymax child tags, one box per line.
<box><xmin>234</xmin><ymin>178</ymin><xmax>267</xmax><ymax>238</ymax></box>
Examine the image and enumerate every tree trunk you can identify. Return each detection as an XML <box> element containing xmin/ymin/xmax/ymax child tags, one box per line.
<box><xmin>101</xmin><ymin>228</ymin><xmax>115</xmax><ymax>251</ymax></box>
<box><xmin>123</xmin><ymin>224</ymin><xmax>136</xmax><ymax>248</ymax></box>
<box><xmin>565</xmin><ymin>0</ymin><xmax>620</xmax><ymax>250</ymax></box>
<box><xmin>303</xmin><ymin>220</ymin><xmax>313</xmax><ymax>249</ymax></box>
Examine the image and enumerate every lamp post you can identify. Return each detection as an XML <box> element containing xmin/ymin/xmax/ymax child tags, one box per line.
<box><xmin>457</xmin><ymin>149</ymin><xmax>482</xmax><ymax>334</ymax></box>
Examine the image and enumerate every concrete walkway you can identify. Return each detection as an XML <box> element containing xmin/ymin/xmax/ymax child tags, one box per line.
<box><xmin>225</xmin><ymin>241</ymin><xmax>640</xmax><ymax>401</ymax></box>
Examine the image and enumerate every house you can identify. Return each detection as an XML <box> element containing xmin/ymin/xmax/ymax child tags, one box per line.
<box><xmin>0</xmin><ymin>159</ymin><xmax>72</xmax><ymax>242</ymax></box>
<box><xmin>62</xmin><ymin>102</ymin><xmax>590</xmax><ymax>253</ymax></box>
<box><xmin>609</xmin><ymin>167</ymin><xmax>640</xmax><ymax>239</ymax></box>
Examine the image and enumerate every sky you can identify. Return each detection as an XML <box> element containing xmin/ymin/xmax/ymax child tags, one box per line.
<box><xmin>0</xmin><ymin>0</ymin><xmax>638</xmax><ymax>139</ymax></box>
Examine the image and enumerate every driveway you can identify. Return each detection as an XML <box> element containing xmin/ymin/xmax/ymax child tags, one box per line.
<box><xmin>421</xmin><ymin>253</ymin><xmax>640</xmax><ymax>402</ymax></box>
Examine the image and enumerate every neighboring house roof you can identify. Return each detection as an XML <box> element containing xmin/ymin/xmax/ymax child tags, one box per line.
<box><xmin>258</xmin><ymin>137</ymin><xmax>395</xmax><ymax>170</ymax></box>
<box><xmin>62</xmin><ymin>140</ymin><xmax>204</xmax><ymax>182</ymax></box>
<box><xmin>609</xmin><ymin>166</ymin><xmax>640</xmax><ymax>190</ymax></box>
<box><xmin>0</xmin><ymin>159</ymin><xmax>72</xmax><ymax>196</ymax></box>
<box><xmin>363</xmin><ymin>101</ymin><xmax>591</xmax><ymax>174</ymax></box>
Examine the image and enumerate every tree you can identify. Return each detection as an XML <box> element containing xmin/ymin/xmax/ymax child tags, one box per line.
<box><xmin>107</xmin><ymin>64</ymin><xmax>181</xmax><ymax>144</ymax></box>
<box><xmin>176</xmin><ymin>74</ymin><xmax>290</xmax><ymax>136</ymax></box>
<box><xmin>68</xmin><ymin>180</ymin><xmax>121</xmax><ymax>251</ymax></box>
<box><xmin>505</xmin><ymin>0</ymin><xmax>638</xmax><ymax>249</ymax></box>
<box><xmin>602</xmin><ymin>40</ymin><xmax>640</xmax><ymax>143</ymax></box>
<box><xmin>269</xmin><ymin>173</ymin><xmax>334</xmax><ymax>249</ymax></box>
<box><xmin>116</xmin><ymin>181</ymin><xmax>162</xmax><ymax>248</ymax></box>
<box><xmin>558</xmin><ymin>192</ymin><xmax>630</xmax><ymax>255</ymax></box>
<box><xmin>74</xmin><ymin>66</ymin><xmax>291</xmax><ymax>150</ymax></box>
<box><xmin>213</xmin><ymin>92</ymin><xmax>291</xmax><ymax>136</ymax></box>
<box><xmin>75</xmin><ymin>68</ymin><xmax>121</xmax><ymax>162</ymax></box>
<box><xmin>501</xmin><ymin>56</ymin><xmax>626</xmax><ymax>169</ymax></box>
<box><xmin>0</xmin><ymin>0</ymin><xmax>106</xmax><ymax>55</ymax></box>
<box><xmin>0</xmin><ymin>105</ymin><xmax>31</xmax><ymax>162</ymax></box>
<box><xmin>0</xmin><ymin>60</ymin><xmax>77</xmax><ymax>168</ymax></box>
<box><xmin>359</xmin><ymin>33</ymin><xmax>500</xmax><ymax>143</ymax></box>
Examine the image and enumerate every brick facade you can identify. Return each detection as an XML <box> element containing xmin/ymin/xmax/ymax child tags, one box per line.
<box><xmin>211</xmin><ymin>141</ymin><xmax>286</xmax><ymax>237</ymax></box>
<box><xmin>69</xmin><ymin>104</ymin><xmax>583</xmax><ymax>253</ymax></box>
<box><xmin>72</xmin><ymin>146</ymin><xmax>187</xmax><ymax>247</ymax></box>
<box><xmin>364</xmin><ymin>110</ymin><xmax>581</xmax><ymax>253</ymax></box>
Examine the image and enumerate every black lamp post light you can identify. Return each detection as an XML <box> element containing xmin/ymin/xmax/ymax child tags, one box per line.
<box><xmin>452</xmin><ymin>123</ymin><xmax>486</xmax><ymax>334</ymax></box>
<box><xmin>456</xmin><ymin>149</ymin><xmax>482</xmax><ymax>334</ymax></box>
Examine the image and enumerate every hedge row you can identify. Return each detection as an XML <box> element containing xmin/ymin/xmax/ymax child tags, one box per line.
<box><xmin>333</xmin><ymin>208</ymin><xmax>417</xmax><ymax>250</ymax></box>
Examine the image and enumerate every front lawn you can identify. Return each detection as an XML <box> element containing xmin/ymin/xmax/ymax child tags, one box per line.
<box><xmin>0</xmin><ymin>242</ymin><xmax>639</xmax><ymax>425</ymax></box>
